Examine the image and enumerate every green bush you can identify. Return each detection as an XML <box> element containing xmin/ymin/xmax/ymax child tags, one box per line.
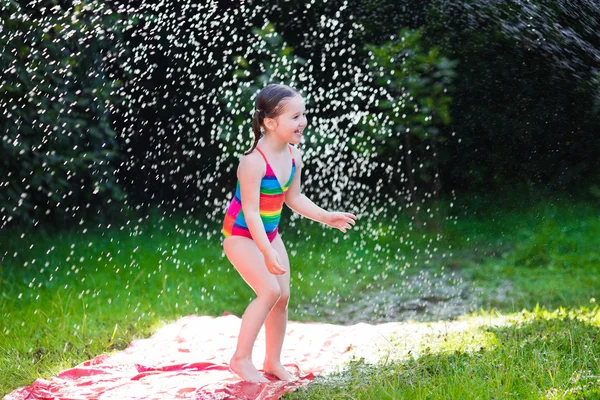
<box><xmin>358</xmin><ymin>28</ymin><xmax>456</xmax><ymax>210</ymax></box>
<box><xmin>0</xmin><ymin>1</ymin><xmax>132</xmax><ymax>230</ymax></box>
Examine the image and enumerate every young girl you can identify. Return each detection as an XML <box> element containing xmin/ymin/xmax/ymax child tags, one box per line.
<box><xmin>222</xmin><ymin>83</ymin><xmax>357</xmax><ymax>382</ymax></box>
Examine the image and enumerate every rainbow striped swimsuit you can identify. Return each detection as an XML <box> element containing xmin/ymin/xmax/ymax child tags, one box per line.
<box><xmin>222</xmin><ymin>145</ymin><xmax>296</xmax><ymax>242</ymax></box>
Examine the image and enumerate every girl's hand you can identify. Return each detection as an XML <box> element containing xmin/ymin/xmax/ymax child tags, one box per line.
<box><xmin>325</xmin><ymin>211</ymin><xmax>357</xmax><ymax>233</ymax></box>
<box><xmin>262</xmin><ymin>247</ymin><xmax>287</xmax><ymax>275</ymax></box>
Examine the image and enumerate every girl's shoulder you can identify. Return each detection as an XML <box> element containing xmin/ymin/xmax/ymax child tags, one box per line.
<box><xmin>237</xmin><ymin>149</ymin><xmax>266</xmax><ymax>177</ymax></box>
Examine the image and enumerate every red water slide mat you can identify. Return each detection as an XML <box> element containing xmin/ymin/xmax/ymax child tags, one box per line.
<box><xmin>5</xmin><ymin>314</ymin><xmax>386</xmax><ymax>400</ymax></box>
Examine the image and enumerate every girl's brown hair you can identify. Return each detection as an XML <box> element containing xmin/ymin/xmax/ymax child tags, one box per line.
<box><xmin>246</xmin><ymin>83</ymin><xmax>298</xmax><ymax>155</ymax></box>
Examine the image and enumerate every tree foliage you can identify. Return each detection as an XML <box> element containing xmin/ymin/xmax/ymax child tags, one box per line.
<box><xmin>0</xmin><ymin>0</ymin><xmax>132</xmax><ymax>229</ymax></box>
<box><xmin>359</xmin><ymin>29</ymin><xmax>456</xmax><ymax>228</ymax></box>
<box><xmin>2</xmin><ymin>0</ymin><xmax>599</xmax><ymax>229</ymax></box>
<box><xmin>426</xmin><ymin>0</ymin><xmax>600</xmax><ymax>191</ymax></box>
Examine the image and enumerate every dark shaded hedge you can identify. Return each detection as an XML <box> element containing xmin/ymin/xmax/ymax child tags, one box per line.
<box><xmin>425</xmin><ymin>0</ymin><xmax>600</xmax><ymax>192</ymax></box>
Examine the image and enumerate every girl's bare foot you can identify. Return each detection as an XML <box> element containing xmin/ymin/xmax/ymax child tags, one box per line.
<box><xmin>263</xmin><ymin>360</ymin><xmax>296</xmax><ymax>381</ymax></box>
<box><xmin>230</xmin><ymin>356</ymin><xmax>269</xmax><ymax>383</ymax></box>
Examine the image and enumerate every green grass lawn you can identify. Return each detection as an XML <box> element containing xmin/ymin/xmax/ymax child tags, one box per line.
<box><xmin>1</xmin><ymin>190</ymin><xmax>599</xmax><ymax>398</ymax></box>
<box><xmin>287</xmin><ymin>307</ymin><xmax>600</xmax><ymax>399</ymax></box>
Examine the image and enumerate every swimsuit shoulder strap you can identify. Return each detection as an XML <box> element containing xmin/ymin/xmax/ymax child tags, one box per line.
<box><xmin>254</xmin><ymin>147</ymin><xmax>269</xmax><ymax>165</ymax></box>
<box><xmin>256</xmin><ymin>146</ymin><xmax>295</xmax><ymax>163</ymax></box>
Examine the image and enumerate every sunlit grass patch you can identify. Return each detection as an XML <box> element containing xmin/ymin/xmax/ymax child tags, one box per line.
<box><xmin>287</xmin><ymin>307</ymin><xmax>600</xmax><ymax>399</ymax></box>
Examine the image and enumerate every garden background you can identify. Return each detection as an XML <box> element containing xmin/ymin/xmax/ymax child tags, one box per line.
<box><xmin>1</xmin><ymin>0</ymin><xmax>600</xmax><ymax>398</ymax></box>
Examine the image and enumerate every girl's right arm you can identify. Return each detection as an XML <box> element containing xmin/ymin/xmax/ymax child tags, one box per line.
<box><xmin>237</xmin><ymin>154</ymin><xmax>286</xmax><ymax>275</ymax></box>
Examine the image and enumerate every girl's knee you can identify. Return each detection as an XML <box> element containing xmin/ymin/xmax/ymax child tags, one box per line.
<box><xmin>274</xmin><ymin>290</ymin><xmax>290</xmax><ymax>309</ymax></box>
<box><xmin>259</xmin><ymin>286</ymin><xmax>281</xmax><ymax>306</ymax></box>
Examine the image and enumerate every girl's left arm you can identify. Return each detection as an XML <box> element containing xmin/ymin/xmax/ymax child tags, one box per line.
<box><xmin>285</xmin><ymin>146</ymin><xmax>356</xmax><ymax>232</ymax></box>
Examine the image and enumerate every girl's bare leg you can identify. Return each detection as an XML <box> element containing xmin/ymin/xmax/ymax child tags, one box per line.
<box><xmin>223</xmin><ymin>236</ymin><xmax>282</xmax><ymax>383</ymax></box>
<box><xmin>262</xmin><ymin>234</ymin><xmax>296</xmax><ymax>381</ymax></box>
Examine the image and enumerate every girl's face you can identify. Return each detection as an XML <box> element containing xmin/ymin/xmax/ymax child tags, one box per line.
<box><xmin>267</xmin><ymin>95</ymin><xmax>307</xmax><ymax>145</ymax></box>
